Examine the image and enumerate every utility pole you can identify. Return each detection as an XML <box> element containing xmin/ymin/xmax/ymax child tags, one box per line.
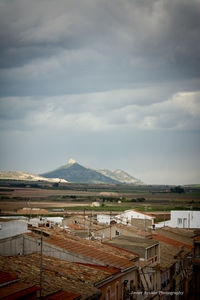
<box><xmin>84</xmin><ymin>209</ymin><xmax>86</xmax><ymax>230</ymax></box>
<box><xmin>40</xmin><ymin>231</ymin><xmax>43</xmax><ymax>299</ymax></box>
<box><xmin>144</xmin><ymin>206</ymin><xmax>147</xmax><ymax>232</ymax></box>
<box><xmin>110</xmin><ymin>211</ymin><xmax>112</xmax><ymax>240</ymax></box>
<box><xmin>164</xmin><ymin>210</ymin><xmax>166</xmax><ymax>227</ymax></box>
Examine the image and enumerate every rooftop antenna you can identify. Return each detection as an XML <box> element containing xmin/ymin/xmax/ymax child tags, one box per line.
<box><xmin>144</xmin><ymin>205</ymin><xmax>147</xmax><ymax>232</ymax></box>
<box><xmin>25</xmin><ymin>198</ymin><xmax>31</xmax><ymax>221</ymax></box>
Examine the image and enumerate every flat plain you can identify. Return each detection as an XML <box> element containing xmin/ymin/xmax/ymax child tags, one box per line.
<box><xmin>0</xmin><ymin>180</ymin><xmax>200</xmax><ymax>217</ymax></box>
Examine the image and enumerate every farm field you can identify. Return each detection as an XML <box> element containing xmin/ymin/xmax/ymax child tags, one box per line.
<box><xmin>0</xmin><ymin>180</ymin><xmax>200</xmax><ymax>215</ymax></box>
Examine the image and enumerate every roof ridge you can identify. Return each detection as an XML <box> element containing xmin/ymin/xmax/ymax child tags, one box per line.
<box><xmin>133</xmin><ymin>209</ymin><xmax>155</xmax><ymax>218</ymax></box>
<box><xmin>48</xmin><ymin>235</ymin><xmax>135</xmax><ymax>269</ymax></box>
<box><xmin>152</xmin><ymin>234</ymin><xmax>193</xmax><ymax>249</ymax></box>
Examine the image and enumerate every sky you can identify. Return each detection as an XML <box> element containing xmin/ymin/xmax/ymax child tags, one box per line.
<box><xmin>0</xmin><ymin>0</ymin><xmax>200</xmax><ymax>185</ymax></box>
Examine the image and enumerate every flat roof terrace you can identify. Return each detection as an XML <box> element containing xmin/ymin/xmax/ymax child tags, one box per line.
<box><xmin>104</xmin><ymin>235</ymin><xmax>159</xmax><ymax>258</ymax></box>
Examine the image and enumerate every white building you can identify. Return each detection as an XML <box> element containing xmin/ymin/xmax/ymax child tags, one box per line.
<box><xmin>91</xmin><ymin>202</ymin><xmax>100</xmax><ymax>207</ymax></box>
<box><xmin>0</xmin><ymin>220</ymin><xmax>29</xmax><ymax>239</ymax></box>
<box><xmin>115</xmin><ymin>209</ymin><xmax>155</xmax><ymax>226</ymax></box>
<box><xmin>156</xmin><ymin>210</ymin><xmax>200</xmax><ymax>229</ymax></box>
<box><xmin>27</xmin><ymin>216</ymin><xmax>64</xmax><ymax>228</ymax></box>
<box><xmin>97</xmin><ymin>214</ymin><xmax>111</xmax><ymax>225</ymax></box>
<box><xmin>170</xmin><ymin>210</ymin><xmax>200</xmax><ymax>229</ymax></box>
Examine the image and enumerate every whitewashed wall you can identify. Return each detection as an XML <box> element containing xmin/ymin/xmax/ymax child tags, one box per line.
<box><xmin>115</xmin><ymin>210</ymin><xmax>155</xmax><ymax>225</ymax></box>
<box><xmin>156</xmin><ymin>210</ymin><xmax>200</xmax><ymax>228</ymax></box>
<box><xmin>0</xmin><ymin>221</ymin><xmax>29</xmax><ymax>239</ymax></box>
<box><xmin>170</xmin><ymin>211</ymin><xmax>200</xmax><ymax>228</ymax></box>
<box><xmin>97</xmin><ymin>214</ymin><xmax>111</xmax><ymax>225</ymax></box>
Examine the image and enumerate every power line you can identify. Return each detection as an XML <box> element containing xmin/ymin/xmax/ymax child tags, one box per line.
<box><xmin>40</xmin><ymin>231</ymin><xmax>43</xmax><ymax>299</ymax></box>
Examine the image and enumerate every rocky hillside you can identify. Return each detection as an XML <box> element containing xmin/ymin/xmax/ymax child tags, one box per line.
<box><xmin>0</xmin><ymin>171</ymin><xmax>67</xmax><ymax>183</ymax></box>
<box><xmin>97</xmin><ymin>169</ymin><xmax>143</xmax><ymax>185</ymax></box>
<box><xmin>41</xmin><ymin>159</ymin><xmax>143</xmax><ymax>185</ymax></box>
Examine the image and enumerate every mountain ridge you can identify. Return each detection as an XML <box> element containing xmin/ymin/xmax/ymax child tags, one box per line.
<box><xmin>0</xmin><ymin>171</ymin><xmax>68</xmax><ymax>183</ymax></box>
<box><xmin>0</xmin><ymin>160</ymin><xmax>143</xmax><ymax>185</ymax></box>
<box><xmin>97</xmin><ymin>168</ymin><xmax>143</xmax><ymax>185</ymax></box>
<box><xmin>40</xmin><ymin>159</ymin><xmax>143</xmax><ymax>185</ymax></box>
<box><xmin>41</xmin><ymin>161</ymin><xmax>121</xmax><ymax>185</ymax></box>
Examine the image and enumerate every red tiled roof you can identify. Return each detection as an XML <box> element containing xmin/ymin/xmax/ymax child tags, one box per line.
<box><xmin>44</xmin><ymin>291</ymin><xmax>81</xmax><ymax>300</ymax></box>
<box><xmin>67</xmin><ymin>224</ymin><xmax>84</xmax><ymax>230</ymax></box>
<box><xmin>0</xmin><ymin>281</ymin><xmax>39</xmax><ymax>299</ymax></box>
<box><xmin>102</xmin><ymin>241</ymin><xmax>139</xmax><ymax>257</ymax></box>
<box><xmin>152</xmin><ymin>234</ymin><xmax>193</xmax><ymax>249</ymax></box>
<box><xmin>0</xmin><ymin>254</ymin><xmax>102</xmax><ymax>298</ymax></box>
<box><xmin>76</xmin><ymin>262</ymin><xmax>120</xmax><ymax>275</ymax></box>
<box><xmin>45</xmin><ymin>235</ymin><xmax>135</xmax><ymax>270</ymax></box>
<box><xmin>0</xmin><ymin>272</ymin><xmax>18</xmax><ymax>285</ymax></box>
<box><xmin>133</xmin><ymin>209</ymin><xmax>155</xmax><ymax>218</ymax></box>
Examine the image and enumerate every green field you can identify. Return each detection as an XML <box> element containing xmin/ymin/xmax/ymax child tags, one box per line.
<box><xmin>0</xmin><ymin>179</ymin><xmax>200</xmax><ymax>214</ymax></box>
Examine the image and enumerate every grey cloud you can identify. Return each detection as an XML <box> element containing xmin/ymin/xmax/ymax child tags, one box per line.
<box><xmin>0</xmin><ymin>0</ymin><xmax>200</xmax><ymax>96</ymax></box>
<box><xmin>0</xmin><ymin>0</ymin><xmax>200</xmax><ymax>185</ymax></box>
<box><xmin>1</xmin><ymin>89</ymin><xmax>199</xmax><ymax>132</ymax></box>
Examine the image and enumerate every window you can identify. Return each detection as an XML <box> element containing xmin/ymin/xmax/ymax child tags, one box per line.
<box><xmin>147</xmin><ymin>247</ymin><xmax>154</xmax><ymax>259</ymax></box>
<box><xmin>115</xmin><ymin>283</ymin><xmax>119</xmax><ymax>300</ymax></box>
<box><xmin>147</xmin><ymin>248</ymin><xmax>151</xmax><ymax>259</ymax></box>
<box><xmin>106</xmin><ymin>287</ymin><xmax>111</xmax><ymax>300</ymax></box>
<box><xmin>154</xmin><ymin>245</ymin><xmax>158</xmax><ymax>255</ymax></box>
<box><xmin>178</xmin><ymin>218</ymin><xmax>182</xmax><ymax>225</ymax></box>
<box><xmin>130</xmin><ymin>280</ymin><xmax>135</xmax><ymax>300</ymax></box>
<box><xmin>115</xmin><ymin>230</ymin><xmax>120</xmax><ymax>236</ymax></box>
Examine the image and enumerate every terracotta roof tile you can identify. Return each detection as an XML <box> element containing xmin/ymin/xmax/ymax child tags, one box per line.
<box><xmin>155</xmin><ymin>228</ymin><xmax>194</xmax><ymax>245</ymax></box>
<box><xmin>67</xmin><ymin>224</ymin><xmax>84</xmax><ymax>230</ymax></box>
<box><xmin>0</xmin><ymin>281</ymin><xmax>39</xmax><ymax>299</ymax></box>
<box><xmin>42</xmin><ymin>234</ymin><xmax>135</xmax><ymax>270</ymax></box>
<box><xmin>0</xmin><ymin>272</ymin><xmax>18</xmax><ymax>285</ymax></box>
<box><xmin>114</xmin><ymin>223</ymin><xmax>152</xmax><ymax>238</ymax></box>
<box><xmin>152</xmin><ymin>234</ymin><xmax>193</xmax><ymax>249</ymax></box>
<box><xmin>133</xmin><ymin>210</ymin><xmax>155</xmax><ymax>218</ymax></box>
<box><xmin>28</xmin><ymin>226</ymin><xmax>137</xmax><ymax>260</ymax></box>
<box><xmin>0</xmin><ymin>254</ymin><xmax>102</xmax><ymax>299</ymax></box>
<box><xmin>76</xmin><ymin>263</ymin><xmax>120</xmax><ymax>275</ymax></box>
<box><xmin>44</xmin><ymin>291</ymin><xmax>81</xmax><ymax>300</ymax></box>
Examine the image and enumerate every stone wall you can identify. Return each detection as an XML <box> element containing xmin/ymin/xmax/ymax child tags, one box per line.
<box><xmin>131</xmin><ymin>218</ymin><xmax>152</xmax><ymax>231</ymax></box>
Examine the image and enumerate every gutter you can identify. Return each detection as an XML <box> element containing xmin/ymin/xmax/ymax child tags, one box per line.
<box><xmin>121</xmin><ymin>265</ymin><xmax>137</xmax><ymax>273</ymax></box>
<box><xmin>94</xmin><ymin>265</ymin><xmax>137</xmax><ymax>287</ymax></box>
<box><xmin>0</xmin><ymin>278</ymin><xmax>20</xmax><ymax>287</ymax></box>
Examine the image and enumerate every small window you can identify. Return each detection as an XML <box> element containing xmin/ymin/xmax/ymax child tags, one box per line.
<box><xmin>178</xmin><ymin>218</ymin><xmax>182</xmax><ymax>225</ymax></box>
<box><xmin>107</xmin><ymin>287</ymin><xmax>111</xmax><ymax>300</ymax></box>
<box><xmin>115</xmin><ymin>283</ymin><xmax>119</xmax><ymax>300</ymax></box>
<box><xmin>115</xmin><ymin>230</ymin><xmax>120</xmax><ymax>236</ymax></box>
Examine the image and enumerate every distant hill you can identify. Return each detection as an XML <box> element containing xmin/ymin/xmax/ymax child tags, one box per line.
<box><xmin>0</xmin><ymin>171</ymin><xmax>67</xmax><ymax>183</ymax></box>
<box><xmin>41</xmin><ymin>160</ymin><xmax>120</xmax><ymax>184</ymax></box>
<box><xmin>97</xmin><ymin>169</ymin><xmax>143</xmax><ymax>185</ymax></box>
<box><xmin>41</xmin><ymin>159</ymin><xmax>143</xmax><ymax>185</ymax></box>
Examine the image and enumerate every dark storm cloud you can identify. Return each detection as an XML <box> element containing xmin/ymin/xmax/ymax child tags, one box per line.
<box><xmin>0</xmin><ymin>0</ymin><xmax>200</xmax><ymax>184</ymax></box>
<box><xmin>0</xmin><ymin>0</ymin><xmax>200</xmax><ymax>96</ymax></box>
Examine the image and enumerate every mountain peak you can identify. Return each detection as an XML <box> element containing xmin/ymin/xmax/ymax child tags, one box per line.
<box><xmin>41</xmin><ymin>160</ymin><xmax>143</xmax><ymax>185</ymax></box>
<box><xmin>68</xmin><ymin>158</ymin><xmax>76</xmax><ymax>165</ymax></box>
